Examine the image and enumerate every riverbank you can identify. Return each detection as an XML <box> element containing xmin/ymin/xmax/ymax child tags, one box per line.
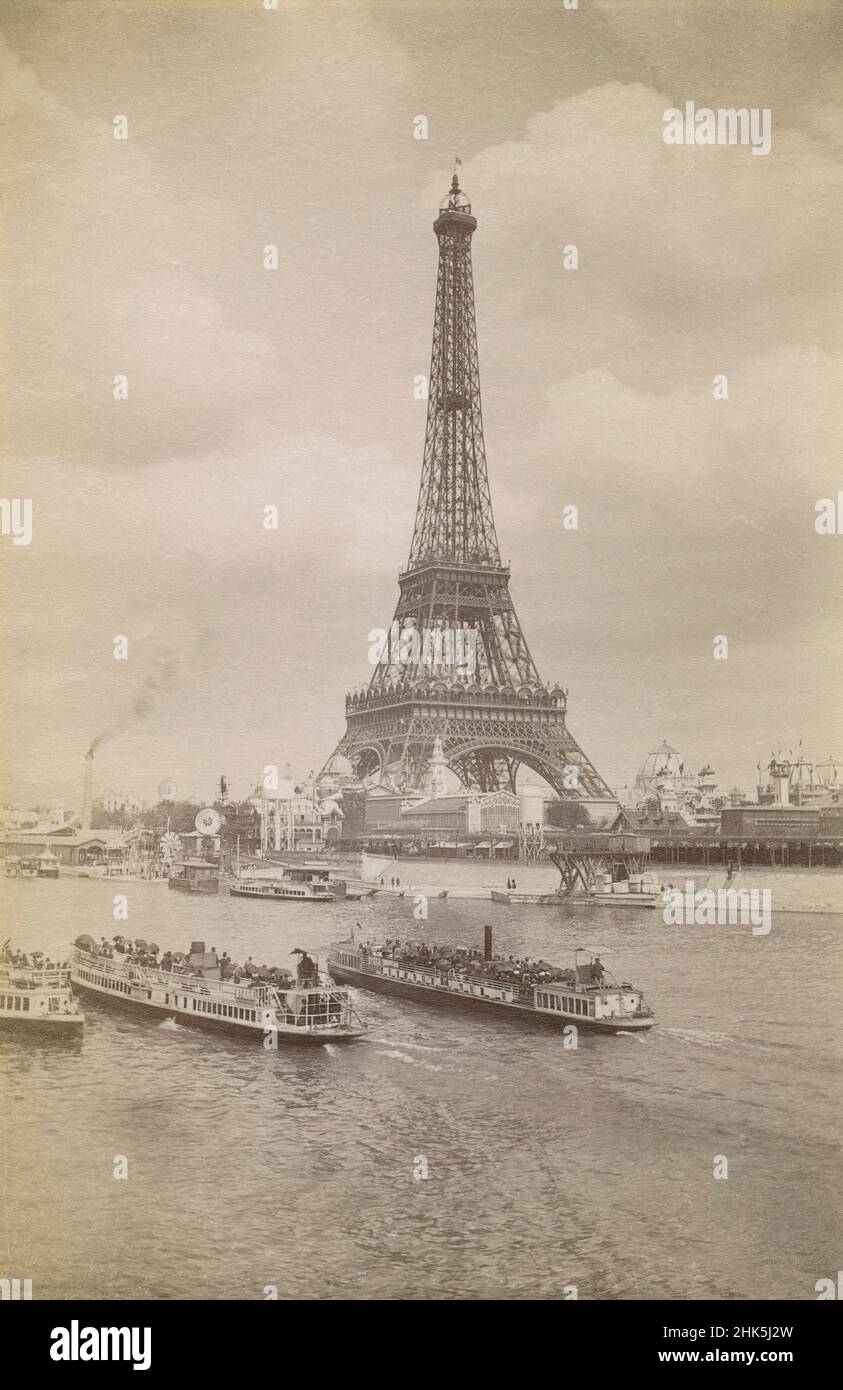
<box><xmin>362</xmin><ymin>857</ymin><xmax>843</xmax><ymax>915</ymax></box>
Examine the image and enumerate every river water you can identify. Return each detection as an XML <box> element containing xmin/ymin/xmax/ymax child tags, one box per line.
<box><xmin>1</xmin><ymin>876</ymin><xmax>840</xmax><ymax>1300</ymax></box>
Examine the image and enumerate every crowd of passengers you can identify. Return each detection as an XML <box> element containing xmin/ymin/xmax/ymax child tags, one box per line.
<box><xmin>1</xmin><ymin>945</ymin><xmax>69</xmax><ymax>972</ymax></box>
<box><xmin>87</xmin><ymin>936</ymin><xmax>316</xmax><ymax>987</ymax></box>
<box><xmin>359</xmin><ymin>938</ymin><xmax>605</xmax><ymax>988</ymax></box>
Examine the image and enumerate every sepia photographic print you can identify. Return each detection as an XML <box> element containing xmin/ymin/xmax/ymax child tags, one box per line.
<box><xmin>1</xmin><ymin>0</ymin><xmax>841</xmax><ymax>1346</ymax></box>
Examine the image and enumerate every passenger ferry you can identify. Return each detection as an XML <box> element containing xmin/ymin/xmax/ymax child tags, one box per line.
<box><xmin>168</xmin><ymin>859</ymin><xmax>220</xmax><ymax>894</ymax></box>
<box><xmin>328</xmin><ymin>930</ymin><xmax>655</xmax><ymax>1034</ymax></box>
<box><xmin>231</xmin><ymin>864</ymin><xmax>334</xmax><ymax>902</ymax></box>
<box><xmin>70</xmin><ymin>938</ymin><xmax>365</xmax><ymax>1043</ymax></box>
<box><xmin>0</xmin><ymin>956</ymin><xmax>85</xmax><ymax>1035</ymax></box>
<box><xmin>230</xmin><ymin>863</ymin><xmax>372</xmax><ymax>902</ymax></box>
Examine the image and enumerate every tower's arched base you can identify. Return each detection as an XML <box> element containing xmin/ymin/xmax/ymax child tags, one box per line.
<box><xmin>326</xmin><ymin>685</ymin><xmax>618</xmax><ymax>823</ymax></box>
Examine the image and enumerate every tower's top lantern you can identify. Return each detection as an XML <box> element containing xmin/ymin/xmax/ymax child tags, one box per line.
<box><xmin>439</xmin><ymin>173</ymin><xmax>472</xmax><ymax>215</ymax></box>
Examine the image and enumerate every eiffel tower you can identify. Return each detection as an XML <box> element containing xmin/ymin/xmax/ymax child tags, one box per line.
<box><xmin>325</xmin><ymin>175</ymin><xmax>617</xmax><ymax>817</ymax></box>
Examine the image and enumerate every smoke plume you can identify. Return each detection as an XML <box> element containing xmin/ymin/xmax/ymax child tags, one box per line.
<box><xmin>86</xmin><ymin>654</ymin><xmax>181</xmax><ymax>757</ymax></box>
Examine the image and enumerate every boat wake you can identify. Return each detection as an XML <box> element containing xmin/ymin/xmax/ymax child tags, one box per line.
<box><xmin>371</xmin><ymin>1036</ymin><xmax>449</xmax><ymax>1054</ymax></box>
<box><xmin>375</xmin><ymin>1048</ymin><xmax>443</xmax><ymax>1072</ymax></box>
<box><xmin>158</xmin><ymin>1017</ymin><xmax>180</xmax><ymax>1032</ymax></box>
<box><xmin>660</xmin><ymin>1027</ymin><xmax>734</xmax><ymax>1049</ymax></box>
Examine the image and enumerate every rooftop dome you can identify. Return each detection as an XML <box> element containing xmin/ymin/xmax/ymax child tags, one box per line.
<box><xmin>439</xmin><ymin>173</ymin><xmax>471</xmax><ymax>214</ymax></box>
<box><xmin>636</xmin><ymin>741</ymin><xmax>690</xmax><ymax>786</ymax></box>
<box><xmin>324</xmin><ymin>753</ymin><xmax>353</xmax><ymax>778</ymax></box>
<box><xmin>815</xmin><ymin>758</ymin><xmax>841</xmax><ymax>786</ymax></box>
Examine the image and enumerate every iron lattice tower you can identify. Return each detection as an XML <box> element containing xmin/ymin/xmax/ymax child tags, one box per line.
<box><xmin>326</xmin><ymin>176</ymin><xmax>616</xmax><ymax>814</ymax></box>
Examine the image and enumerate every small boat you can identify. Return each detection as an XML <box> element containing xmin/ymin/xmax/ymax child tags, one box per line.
<box><xmin>0</xmin><ymin>952</ymin><xmax>85</xmax><ymax>1035</ymax></box>
<box><xmin>328</xmin><ymin>928</ymin><xmax>655</xmax><ymax>1034</ymax></box>
<box><xmin>230</xmin><ymin>862</ymin><xmax>372</xmax><ymax>902</ymax></box>
<box><xmin>36</xmin><ymin>850</ymin><xmax>61</xmax><ymax>879</ymax></box>
<box><xmin>491</xmin><ymin>889</ymin><xmax>565</xmax><ymax>905</ymax></box>
<box><xmin>70</xmin><ymin>938</ymin><xmax>365</xmax><ymax>1043</ymax></box>
<box><xmin>167</xmin><ymin>859</ymin><xmax>219</xmax><ymax>894</ymax></box>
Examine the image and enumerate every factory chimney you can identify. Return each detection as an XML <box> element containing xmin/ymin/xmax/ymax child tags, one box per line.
<box><xmin>82</xmin><ymin>752</ymin><xmax>94</xmax><ymax>831</ymax></box>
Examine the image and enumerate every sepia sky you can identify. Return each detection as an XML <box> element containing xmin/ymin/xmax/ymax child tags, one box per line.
<box><xmin>1</xmin><ymin>0</ymin><xmax>841</xmax><ymax>809</ymax></box>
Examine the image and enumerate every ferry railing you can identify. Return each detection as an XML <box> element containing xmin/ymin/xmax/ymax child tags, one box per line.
<box><xmin>74</xmin><ymin>949</ymin><xmax>354</xmax><ymax>1018</ymax></box>
<box><xmin>1</xmin><ymin>966</ymin><xmax>71</xmax><ymax>989</ymax></box>
<box><xmin>364</xmin><ymin>952</ymin><xmax>544</xmax><ymax>1001</ymax></box>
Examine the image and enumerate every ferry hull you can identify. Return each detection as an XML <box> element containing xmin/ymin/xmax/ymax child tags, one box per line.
<box><xmin>0</xmin><ymin>1014</ymin><xmax>84</xmax><ymax>1037</ymax></box>
<box><xmin>229</xmin><ymin>886</ymin><xmax>333</xmax><ymax>902</ymax></box>
<box><xmin>168</xmin><ymin>878</ymin><xmax>219</xmax><ymax>894</ymax></box>
<box><xmin>490</xmin><ymin>890</ymin><xmax>563</xmax><ymax>905</ymax></box>
<box><xmin>328</xmin><ymin>962</ymin><xmax>655</xmax><ymax>1033</ymax></box>
<box><xmin>71</xmin><ymin>974</ymin><xmax>363</xmax><ymax>1044</ymax></box>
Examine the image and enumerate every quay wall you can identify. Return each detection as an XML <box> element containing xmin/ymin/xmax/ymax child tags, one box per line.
<box><xmin>364</xmin><ymin>856</ymin><xmax>843</xmax><ymax>915</ymax></box>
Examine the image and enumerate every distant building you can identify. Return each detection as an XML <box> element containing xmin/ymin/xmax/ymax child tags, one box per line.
<box><xmin>0</xmin><ymin>826</ymin><xmax>129</xmax><ymax>867</ymax></box>
<box><xmin>721</xmin><ymin>804</ymin><xmax>843</xmax><ymax>840</ymax></box>
<box><xmin>98</xmin><ymin>790</ymin><xmax>146</xmax><ymax>816</ymax></box>
<box><xmin>616</xmin><ymin>741</ymin><xmax>720</xmax><ymax>828</ymax></box>
<box><xmin>756</xmin><ymin>751</ymin><xmax>841</xmax><ymax>808</ymax></box>
<box><xmin>250</xmin><ymin>773</ymin><xmax>347</xmax><ymax>851</ymax></box>
<box><xmin>362</xmin><ymin>785</ymin><xmax>419</xmax><ymax>831</ymax></box>
<box><xmin>400</xmin><ymin>790</ymin><xmax>520</xmax><ymax>836</ymax></box>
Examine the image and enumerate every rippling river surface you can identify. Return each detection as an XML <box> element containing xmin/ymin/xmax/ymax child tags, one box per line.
<box><xmin>1</xmin><ymin>877</ymin><xmax>840</xmax><ymax>1300</ymax></box>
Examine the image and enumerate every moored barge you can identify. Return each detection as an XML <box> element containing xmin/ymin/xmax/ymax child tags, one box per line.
<box><xmin>328</xmin><ymin>930</ymin><xmax>655</xmax><ymax>1034</ymax></box>
<box><xmin>168</xmin><ymin>859</ymin><xmax>219</xmax><ymax>894</ymax></box>
<box><xmin>71</xmin><ymin>938</ymin><xmax>365</xmax><ymax>1043</ymax></box>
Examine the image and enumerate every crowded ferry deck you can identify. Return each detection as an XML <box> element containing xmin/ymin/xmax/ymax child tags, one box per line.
<box><xmin>328</xmin><ymin>931</ymin><xmax>656</xmax><ymax>1033</ymax></box>
<box><xmin>71</xmin><ymin>936</ymin><xmax>365</xmax><ymax>1043</ymax></box>
<box><xmin>1</xmin><ymin>945</ymin><xmax>85</xmax><ymax>1034</ymax></box>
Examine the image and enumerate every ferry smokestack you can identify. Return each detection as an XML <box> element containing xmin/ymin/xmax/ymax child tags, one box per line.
<box><xmin>484</xmin><ymin>924</ymin><xmax>493</xmax><ymax>961</ymax></box>
<box><xmin>82</xmin><ymin>752</ymin><xmax>94</xmax><ymax>831</ymax></box>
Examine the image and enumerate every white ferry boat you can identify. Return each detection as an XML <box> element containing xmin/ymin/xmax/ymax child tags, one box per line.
<box><xmin>231</xmin><ymin>864</ymin><xmax>335</xmax><ymax>901</ymax></box>
<box><xmin>70</xmin><ymin>938</ymin><xmax>365</xmax><ymax>1043</ymax></box>
<box><xmin>0</xmin><ymin>954</ymin><xmax>85</xmax><ymax>1035</ymax></box>
<box><xmin>328</xmin><ymin>931</ymin><xmax>655</xmax><ymax>1034</ymax></box>
<box><xmin>230</xmin><ymin>863</ymin><xmax>372</xmax><ymax>902</ymax></box>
